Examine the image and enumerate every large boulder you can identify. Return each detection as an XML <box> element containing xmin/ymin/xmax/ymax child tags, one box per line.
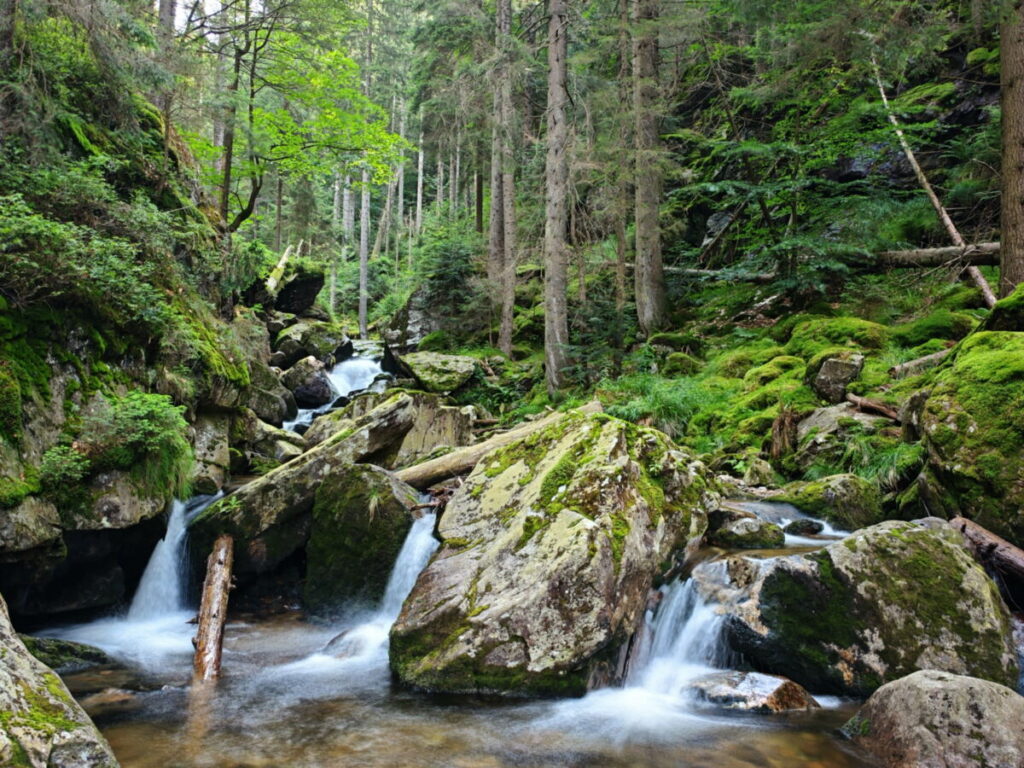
<box><xmin>305</xmin><ymin>465</ymin><xmax>419</xmax><ymax>612</ymax></box>
<box><xmin>191</xmin><ymin>412</ymin><xmax>230</xmax><ymax>494</ymax></box>
<box><xmin>389</xmin><ymin>411</ymin><xmax>718</xmax><ymax>696</ymax></box>
<box><xmin>0</xmin><ymin>497</ymin><xmax>61</xmax><ymax>554</ymax></box>
<box><xmin>721</xmin><ymin>520</ymin><xmax>1019</xmax><ymax>695</ymax></box>
<box><xmin>395</xmin><ymin>352</ymin><xmax>477</xmax><ymax>394</ymax></box>
<box><xmin>189</xmin><ymin>393</ymin><xmax>416</xmax><ymax>576</ymax></box>
<box><xmin>843</xmin><ymin>670</ymin><xmax>1024</xmax><ymax>768</ymax></box>
<box><xmin>274</xmin><ymin>267</ymin><xmax>325</xmax><ymax>315</ymax></box>
<box><xmin>689</xmin><ymin>671</ymin><xmax>819</xmax><ymax>713</ymax></box>
<box><xmin>383</xmin><ymin>286</ymin><xmax>447</xmax><ymax>352</ymax></box>
<box><xmin>229</xmin><ymin>408</ymin><xmax>305</xmax><ymax>473</ymax></box>
<box><xmin>0</xmin><ymin>595</ymin><xmax>118</xmax><ymax>768</ymax></box>
<box><xmin>280</xmin><ymin>356</ymin><xmax>333</xmax><ymax>408</ymax></box>
<box><xmin>920</xmin><ymin>331</ymin><xmax>1024</xmax><ymax>546</ymax></box>
<box><xmin>243</xmin><ymin>359</ymin><xmax>297</xmax><ymax>427</ymax></box>
<box><xmin>306</xmin><ymin>391</ymin><xmax>474</xmax><ymax>469</ymax></box>
<box><xmin>808</xmin><ymin>352</ymin><xmax>864</xmax><ymax>404</ymax></box>
<box><xmin>791</xmin><ymin>403</ymin><xmax>889</xmax><ymax>473</ymax></box>
<box><xmin>774</xmin><ymin>473</ymin><xmax>882</xmax><ymax>530</ymax></box>
<box><xmin>271</xmin><ymin>321</ymin><xmax>352</xmax><ymax>370</ymax></box>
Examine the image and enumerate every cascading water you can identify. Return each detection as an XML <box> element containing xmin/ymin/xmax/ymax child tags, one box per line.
<box><xmin>283</xmin><ymin>352</ymin><xmax>385</xmax><ymax>432</ymax></box>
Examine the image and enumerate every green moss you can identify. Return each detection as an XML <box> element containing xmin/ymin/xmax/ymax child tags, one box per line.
<box><xmin>662</xmin><ymin>351</ymin><xmax>701</xmax><ymax>377</ymax></box>
<box><xmin>19</xmin><ymin>635</ymin><xmax>111</xmax><ymax>672</ymax></box>
<box><xmin>0</xmin><ymin>361</ymin><xmax>22</xmax><ymax>440</ymax></box>
<box><xmin>776</xmin><ymin>474</ymin><xmax>884</xmax><ymax>530</ymax></box>
<box><xmin>417</xmin><ymin>330</ymin><xmax>454</xmax><ymax>352</ymax></box>
<box><xmin>648</xmin><ymin>331</ymin><xmax>702</xmax><ymax>352</ymax></box>
<box><xmin>891</xmin><ymin>310</ymin><xmax>976</xmax><ymax>347</ymax></box>
<box><xmin>743</xmin><ymin>355</ymin><xmax>804</xmax><ymax>389</ymax></box>
<box><xmin>705</xmin><ymin>341</ymin><xmax>786</xmax><ymax>378</ymax></box>
<box><xmin>0</xmin><ymin>469</ymin><xmax>40</xmax><ymax>509</ymax></box>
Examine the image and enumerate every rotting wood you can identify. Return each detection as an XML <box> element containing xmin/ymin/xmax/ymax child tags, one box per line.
<box><xmin>877</xmin><ymin>242</ymin><xmax>1000</xmax><ymax>267</ymax></box>
<box><xmin>192</xmin><ymin>534</ymin><xmax>233</xmax><ymax>683</ymax></box>
<box><xmin>950</xmin><ymin>516</ymin><xmax>1024</xmax><ymax>590</ymax></box>
<box><xmin>888</xmin><ymin>348</ymin><xmax>952</xmax><ymax>378</ymax></box>
<box><xmin>396</xmin><ymin>401</ymin><xmax>602</xmax><ymax>489</ymax></box>
<box><xmin>845</xmin><ymin>393</ymin><xmax>900</xmax><ymax>423</ymax></box>
<box><xmin>264</xmin><ymin>243</ymin><xmax>297</xmax><ymax>294</ymax></box>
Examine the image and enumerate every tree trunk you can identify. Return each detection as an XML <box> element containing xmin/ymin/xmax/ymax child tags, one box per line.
<box><xmin>497</xmin><ymin>0</ymin><xmax>517</xmax><ymax>358</ymax></box>
<box><xmin>879</xmin><ymin>242</ymin><xmax>1000</xmax><ymax>267</ymax></box>
<box><xmin>950</xmin><ymin>516</ymin><xmax>1024</xmax><ymax>591</ymax></box>
<box><xmin>158</xmin><ymin>0</ymin><xmax>175</xmax><ymax>35</ymax></box>
<box><xmin>416</xmin><ymin>122</ymin><xmax>424</xmax><ymax>236</ymax></box>
<box><xmin>218</xmin><ymin>48</ymin><xmax>244</xmax><ymax>225</ymax></box>
<box><xmin>632</xmin><ymin>0</ymin><xmax>665</xmax><ymax>336</ymax></box>
<box><xmin>342</xmin><ymin>175</ymin><xmax>355</xmax><ymax>242</ymax></box>
<box><xmin>396</xmin><ymin>101</ymin><xmax>406</xmax><ymax>249</ymax></box>
<box><xmin>543</xmin><ymin>0</ymin><xmax>570</xmax><ymax>395</ymax></box>
<box><xmin>615</xmin><ymin>0</ymin><xmax>631</xmax><ymax>313</ymax></box>
<box><xmin>396</xmin><ymin>401</ymin><xmax>602</xmax><ymax>489</ymax></box>
<box><xmin>475</xmin><ymin>163</ymin><xmax>484</xmax><ymax>234</ymax></box>
<box><xmin>274</xmin><ymin>172</ymin><xmax>283</xmax><ymax>252</ymax></box>
<box><xmin>487</xmin><ymin>81</ymin><xmax>505</xmax><ymax>285</ymax></box>
<box><xmin>359</xmin><ymin>168</ymin><xmax>371</xmax><ymax>338</ymax></box>
<box><xmin>436</xmin><ymin>157</ymin><xmax>444</xmax><ymax>210</ymax></box>
<box><xmin>0</xmin><ymin>0</ymin><xmax>17</xmax><ymax>77</ymax></box>
<box><xmin>1002</xmin><ymin>1</ymin><xmax>1024</xmax><ymax>298</ymax></box>
<box><xmin>192</xmin><ymin>535</ymin><xmax>233</xmax><ymax>683</ymax></box>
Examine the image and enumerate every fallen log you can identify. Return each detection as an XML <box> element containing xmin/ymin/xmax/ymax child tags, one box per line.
<box><xmin>949</xmin><ymin>517</ymin><xmax>1024</xmax><ymax>591</ymax></box>
<box><xmin>265</xmin><ymin>242</ymin><xmax>297</xmax><ymax>294</ymax></box>
<box><xmin>877</xmin><ymin>242</ymin><xmax>999</xmax><ymax>268</ymax></box>
<box><xmin>192</xmin><ymin>534</ymin><xmax>233</xmax><ymax>683</ymax></box>
<box><xmin>845</xmin><ymin>393</ymin><xmax>900</xmax><ymax>423</ymax></box>
<box><xmin>888</xmin><ymin>348</ymin><xmax>952</xmax><ymax>378</ymax></box>
<box><xmin>396</xmin><ymin>401</ymin><xmax>603</xmax><ymax>490</ymax></box>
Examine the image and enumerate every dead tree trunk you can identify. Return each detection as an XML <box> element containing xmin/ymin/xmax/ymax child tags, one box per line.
<box><xmin>950</xmin><ymin>516</ymin><xmax>1024</xmax><ymax>597</ymax></box>
<box><xmin>192</xmin><ymin>535</ymin><xmax>233</xmax><ymax>683</ymax></box>
<box><xmin>1001</xmin><ymin>1</ymin><xmax>1024</xmax><ymax>297</ymax></box>
<box><xmin>878</xmin><ymin>242</ymin><xmax>1000</xmax><ymax>267</ymax></box>
<box><xmin>889</xmin><ymin>348</ymin><xmax>952</xmax><ymax>378</ymax></box>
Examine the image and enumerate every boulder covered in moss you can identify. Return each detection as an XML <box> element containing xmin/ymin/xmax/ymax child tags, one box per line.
<box><xmin>191</xmin><ymin>412</ymin><xmax>230</xmax><ymax>494</ymax></box>
<box><xmin>661</xmin><ymin>352</ymin><xmax>701</xmax><ymax>377</ymax></box>
<box><xmin>791</xmin><ymin>403</ymin><xmax>889</xmax><ymax>473</ymax></box>
<box><xmin>189</xmin><ymin>393</ymin><xmax>416</xmax><ymax>576</ymax></box>
<box><xmin>775</xmin><ymin>474</ymin><xmax>882</xmax><ymax>530</ymax></box>
<box><xmin>271</xmin><ymin>320</ymin><xmax>352</xmax><ymax>370</ymax></box>
<box><xmin>920</xmin><ymin>331</ymin><xmax>1024</xmax><ymax>546</ymax></box>
<box><xmin>396</xmin><ymin>352</ymin><xmax>477</xmax><ymax>394</ymax></box>
<box><xmin>842</xmin><ymin>670</ymin><xmax>1024</xmax><ymax>768</ymax></box>
<box><xmin>722</xmin><ymin>520</ymin><xmax>1019</xmax><ymax>696</ymax></box>
<box><xmin>280</xmin><ymin>355</ymin><xmax>333</xmax><ymax>408</ymax></box>
<box><xmin>274</xmin><ymin>266</ymin><xmax>325</xmax><ymax>315</ymax></box>
<box><xmin>707</xmin><ymin>514</ymin><xmax>784</xmax><ymax>549</ymax></box>
<box><xmin>19</xmin><ymin>635</ymin><xmax>112</xmax><ymax>675</ymax></box>
<box><xmin>243</xmin><ymin>358</ymin><xmax>297</xmax><ymax>427</ymax></box>
<box><xmin>808</xmin><ymin>352</ymin><xmax>864</xmax><ymax>404</ymax></box>
<box><xmin>0</xmin><ymin>595</ymin><xmax>118</xmax><ymax>768</ymax></box>
<box><xmin>389</xmin><ymin>411</ymin><xmax>718</xmax><ymax>696</ymax></box>
<box><xmin>305</xmin><ymin>466</ymin><xmax>418</xmax><ymax>612</ymax></box>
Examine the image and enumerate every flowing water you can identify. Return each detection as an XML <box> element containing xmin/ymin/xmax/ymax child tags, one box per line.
<box><xmin>282</xmin><ymin>346</ymin><xmax>385</xmax><ymax>432</ymax></box>
<box><xmin>47</xmin><ymin>499</ymin><xmax>871</xmax><ymax>767</ymax></box>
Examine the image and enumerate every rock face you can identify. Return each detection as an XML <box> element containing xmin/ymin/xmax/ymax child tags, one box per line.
<box><xmin>281</xmin><ymin>356</ymin><xmax>333</xmax><ymax>408</ymax></box>
<box><xmin>271</xmin><ymin>321</ymin><xmax>352</xmax><ymax>370</ymax></box>
<box><xmin>389</xmin><ymin>411</ymin><xmax>718</xmax><ymax>696</ymax></box>
<box><xmin>843</xmin><ymin>670</ymin><xmax>1024</xmax><ymax>768</ymax></box>
<box><xmin>809</xmin><ymin>353</ymin><xmax>864</xmax><ymax>404</ymax></box>
<box><xmin>920</xmin><ymin>331</ymin><xmax>1024</xmax><ymax>546</ymax></box>
<box><xmin>306</xmin><ymin>391</ymin><xmax>474</xmax><ymax>469</ymax></box>
<box><xmin>305</xmin><ymin>465</ymin><xmax>419</xmax><ymax>612</ymax></box>
<box><xmin>274</xmin><ymin>268</ymin><xmax>325</xmax><ymax>315</ymax></box>
<box><xmin>191</xmin><ymin>412</ymin><xmax>230</xmax><ymax>494</ymax></box>
<box><xmin>792</xmin><ymin>403</ymin><xmax>889</xmax><ymax>473</ymax></box>
<box><xmin>19</xmin><ymin>636</ymin><xmax>112</xmax><ymax>675</ymax></box>
<box><xmin>396</xmin><ymin>352</ymin><xmax>477</xmax><ymax>394</ymax></box>
<box><xmin>229</xmin><ymin>408</ymin><xmax>305</xmax><ymax>474</ymax></box>
<box><xmin>189</xmin><ymin>393</ymin><xmax>416</xmax><ymax>576</ymax></box>
<box><xmin>0</xmin><ymin>595</ymin><xmax>118</xmax><ymax>768</ymax></box>
<box><xmin>689</xmin><ymin>671</ymin><xmax>819</xmax><ymax>713</ymax></box>
<box><xmin>722</xmin><ymin>520</ymin><xmax>1019</xmax><ymax>695</ymax></box>
<box><xmin>775</xmin><ymin>473</ymin><xmax>882</xmax><ymax>530</ymax></box>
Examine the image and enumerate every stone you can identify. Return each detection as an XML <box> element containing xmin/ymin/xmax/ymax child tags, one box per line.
<box><xmin>810</xmin><ymin>353</ymin><xmax>864</xmax><ymax>403</ymax></box>
<box><xmin>191</xmin><ymin>412</ymin><xmax>230</xmax><ymax>494</ymax></box>
<box><xmin>265</xmin><ymin>311</ymin><xmax>297</xmax><ymax>338</ymax></box>
<box><xmin>274</xmin><ymin>267</ymin><xmax>325</xmax><ymax>315</ymax></box>
<box><xmin>719</xmin><ymin>520</ymin><xmax>1019</xmax><ymax>696</ymax></box>
<box><xmin>389</xmin><ymin>411</ymin><xmax>719</xmax><ymax>696</ymax></box>
<box><xmin>190</xmin><ymin>393</ymin><xmax>417</xmax><ymax>576</ymax></box>
<box><xmin>843</xmin><ymin>670</ymin><xmax>1024</xmax><ymax>768</ymax></box>
<box><xmin>396</xmin><ymin>352</ymin><xmax>477</xmax><ymax>394</ymax></box>
<box><xmin>281</xmin><ymin>356</ymin><xmax>334</xmax><ymax>408</ymax></box>
<box><xmin>0</xmin><ymin>594</ymin><xmax>118</xmax><ymax>768</ymax></box>
<box><xmin>19</xmin><ymin>636</ymin><xmax>112</xmax><ymax>674</ymax></box>
<box><xmin>305</xmin><ymin>466</ymin><xmax>419</xmax><ymax>612</ymax></box>
<box><xmin>783</xmin><ymin>518</ymin><xmax>823</xmax><ymax>536</ymax></box>
<box><xmin>86</xmin><ymin>470</ymin><xmax>166</xmax><ymax>530</ymax></box>
<box><xmin>0</xmin><ymin>496</ymin><xmax>61</xmax><ymax>554</ymax></box>
<box><xmin>383</xmin><ymin>286</ymin><xmax>447</xmax><ymax>352</ymax></box>
<box><xmin>741</xmin><ymin>457</ymin><xmax>774</xmax><ymax>487</ymax></box>
<box><xmin>707</xmin><ymin>515</ymin><xmax>784</xmax><ymax>549</ymax></box>
<box><xmin>774</xmin><ymin>473</ymin><xmax>882</xmax><ymax>530</ymax></box>
<box><xmin>244</xmin><ymin>359</ymin><xmax>297</xmax><ymax>427</ymax></box>
<box><xmin>272</xmin><ymin>321</ymin><xmax>352</xmax><ymax>370</ymax></box>
<box><xmin>689</xmin><ymin>671</ymin><xmax>820</xmax><ymax>713</ymax></box>
<box><xmin>792</xmin><ymin>403</ymin><xmax>888</xmax><ymax>472</ymax></box>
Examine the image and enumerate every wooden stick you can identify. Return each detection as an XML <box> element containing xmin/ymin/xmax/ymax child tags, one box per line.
<box><xmin>396</xmin><ymin>401</ymin><xmax>602</xmax><ymax>489</ymax></box>
<box><xmin>872</xmin><ymin>59</ymin><xmax>996</xmax><ymax>308</ymax></box>
<box><xmin>950</xmin><ymin>516</ymin><xmax>1024</xmax><ymax>586</ymax></box>
<box><xmin>845</xmin><ymin>392</ymin><xmax>900</xmax><ymax>423</ymax></box>
<box><xmin>877</xmin><ymin>243</ymin><xmax>1000</xmax><ymax>267</ymax></box>
<box><xmin>192</xmin><ymin>534</ymin><xmax>233</xmax><ymax>683</ymax></box>
<box><xmin>888</xmin><ymin>348</ymin><xmax>952</xmax><ymax>378</ymax></box>
<box><xmin>265</xmin><ymin>243</ymin><xmax>296</xmax><ymax>294</ymax></box>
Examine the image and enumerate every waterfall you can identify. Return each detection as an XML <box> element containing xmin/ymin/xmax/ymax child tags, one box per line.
<box><xmin>283</xmin><ymin>354</ymin><xmax>384</xmax><ymax>432</ymax></box>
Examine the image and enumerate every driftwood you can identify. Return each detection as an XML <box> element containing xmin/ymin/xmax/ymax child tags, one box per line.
<box><xmin>877</xmin><ymin>242</ymin><xmax>1000</xmax><ymax>268</ymax></box>
<box><xmin>872</xmin><ymin>59</ymin><xmax>996</xmax><ymax>308</ymax></box>
<box><xmin>192</xmin><ymin>534</ymin><xmax>233</xmax><ymax>683</ymax></box>
<box><xmin>265</xmin><ymin>242</ymin><xmax>298</xmax><ymax>294</ymax></box>
<box><xmin>888</xmin><ymin>348</ymin><xmax>952</xmax><ymax>378</ymax></box>
<box><xmin>950</xmin><ymin>517</ymin><xmax>1024</xmax><ymax>591</ymax></box>
<box><xmin>396</xmin><ymin>401</ymin><xmax>603</xmax><ymax>489</ymax></box>
<box><xmin>845</xmin><ymin>393</ymin><xmax>900</xmax><ymax>423</ymax></box>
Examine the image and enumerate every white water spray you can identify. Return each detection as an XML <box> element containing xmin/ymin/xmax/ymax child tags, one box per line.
<box><xmin>283</xmin><ymin>355</ymin><xmax>385</xmax><ymax>431</ymax></box>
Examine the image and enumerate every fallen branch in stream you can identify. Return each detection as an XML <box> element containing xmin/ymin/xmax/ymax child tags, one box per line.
<box><xmin>845</xmin><ymin>393</ymin><xmax>901</xmax><ymax>423</ymax></box>
<box><xmin>396</xmin><ymin>401</ymin><xmax>603</xmax><ymax>489</ymax></box>
<box><xmin>192</xmin><ymin>534</ymin><xmax>233</xmax><ymax>683</ymax></box>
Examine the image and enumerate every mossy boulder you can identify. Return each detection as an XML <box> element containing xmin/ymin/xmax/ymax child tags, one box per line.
<box><xmin>891</xmin><ymin>309</ymin><xmax>977</xmax><ymax>346</ymax></box>
<box><xmin>271</xmin><ymin>321</ymin><xmax>352</xmax><ymax>370</ymax></box>
<box><xmin>305</xmin><ymin>466</ymin><xmax>419</xmax><ymax>613</ymax></box>
<box><xmin>0</xmin><ymin>595</ymin><xmax>118</xmax><ymax>767</ymax></box>
<box><xmin>842</xmin><ymin>670</ymin><xmax>1024</xmax><ymax>768</ymax></box>
<box><xmin>19</xmin><ymin>636</ymin><xmax>111</xmax><ymax>675</ymax></box>
<box><xmin>981</xmin><ymin>282</ymin><xmax>1024</xmax><ymax>332</ymax></box>
<box><xmin>280</xmin><ymin>356</ymin><xmax>333</xmax><ymax>408</ymax></box>
<box><xmin>397</xmin><ymin>352</ymin><xmax>478</xmax><ymax>394</ymax></box>
<box><xmin>662</xmin><ymin>352</ymin><xmax>701</xmax><ymax>377</ymax></box>
<box><xmin>791</xmin><ymin>404</ymin><xmax>889</xmax><ymax>474</ymax></box>
<box><xmin>707</xmin><ymin>515</ymin><xmax>784</xmax><ymax>549</ymax></box>
<box><xmin>785</xmin><ymin>317</ymin><xmax>888</xmax><ymax>359</ymax></box>
<box><xmin>775</xmin><ymin>474</ymin><xmax>883</xmax><ymax>530</ymax></box>
<box><xmin>722</xmin><ymin>520</ymin><xmax>1019</xmax><ymax>696</ymax></box>
<box><xmin>189</xmin><ymin>393</ymin><xmax>416</xmax><ymax>577</ymax></box>
<box><xmin>389</xmin><ymin>410</ymin><xmax>719</xmax><ymax>696</ymax></box>
<box><xmin>807</xmin><ymin>353</ymin><xmax>864</xmax><ymax>404</ymax></box>
<box><xmin>920</xmin><ymin>331</ymin><xmax>1024</xmax><ymax>545</ymax></box>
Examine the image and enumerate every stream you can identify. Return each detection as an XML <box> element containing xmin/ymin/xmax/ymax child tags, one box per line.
<box><xmin>39</xmin><ymin>352</ymin><xmax>872</xmax><ymax>767</ymax></box>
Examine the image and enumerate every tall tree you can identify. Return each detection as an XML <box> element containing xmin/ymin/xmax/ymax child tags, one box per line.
<box><xmin>495</xmin><ymin>0</ymin><xmax>518</xmax><ymax>357</ymax></box>
<box><xmin>632</xmin><ymin>0</ymin><xmax>664</xmax><ymax>336</ymax></box>
<box><xmin>543</xmin><ymin>0</ymin><xmax>570</xmax><ymax>394</ymax></box>
<box><xmin>1002</xmin><ymin>0</ymin><xmax>1024</xmax><ymax>297</ymax></box>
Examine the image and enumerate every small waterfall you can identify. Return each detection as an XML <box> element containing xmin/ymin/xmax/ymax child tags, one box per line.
<box><xmin>283</xmin><ymin>355</ymin><xmax>384</xmax><ymax>432</ymax></box>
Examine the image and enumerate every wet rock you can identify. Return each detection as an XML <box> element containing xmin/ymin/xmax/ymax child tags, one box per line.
<box><xmin>782</xmin><ymin>518</ymin><xmax>823</xmax><ymax>536</ymax></box>
<box><xmin>774</xmin><ymin>474</ymin><xmax>882</xmax><ymax>530</ymax></box>
<box><xmin>396</xmin><ymin>352</ymin><xmax>477</xmax><ymax>394</ymax></box>
<box><xmin>19</xmin><ymin>636</ymin><xmax>112</xmax><ymax>674</ymax></box>
<box><xmin>0</xmin><ymin>496</ymin><xmax>61</xmax><ymax>554</ymax></box>
<box><xmin>271</xmin><ymin>321</ymin><xmax>352</xmax><ymax>370</ymax></box>
<box><xmin>274</xmin><ymin>267</ymin><xmax>325</xmax><ymax>315</ymax></box>
<box><xmin>244</xmin><ymin>359</ymin><xmax>297</xmax><ymax>427</ymax></box>
<box><xmin>741</xmin><ymin>457</ymin><xmax>774</xmax><ymax>487</ymax></box>
<box><xmin>689</xmin><ymin>671</ymin><xmax>819</xmax><ymax>713</ymax></box>
<box><xmin>792</xmin><ymin>403</ymin><xmax>888</xmax><ymax>473</ymax></box>
<box><xmin>190</xmin><ymin>393</ymin><xmax>416</xmax><ymax>576</ymax></box>
<box><xmin>281</xmin><ymin>356</ymin><xmax>334</xmax><ymax>408</ymax></box>
<box><xmin>809</xmin><ymin>353</ymin><xmax>864</xmax><ymax>404</ymax></box>
<box><xmin>306</xmin><ymin>391</ymin><xmax>474</xmax><ymax>469</ymax></box>
<box><xmin>919</xmin><ymin>331</ymin><xmax>1024</xmax><ymax>547</ymax></box>
<box><xmin>843</xmin><ymin>670</ymin><xmax>1024</xmax><ymax>768</ymax></box>
<box><xmin>191</xmin><ymin>412</ymin><xmax>230</xmax><ymax>494</ymax></box>
<box><xmin>305</xmin><ymin>466</ymin><xmax>419</xmax><ymax>612</ymax></box>
<box><xmin>0</xmin><ymin>594</ymin><xmax>118</xmax><ymax>768</ymax></box>
<box><xmin>707</xmin><ymin>515</ymin><xmax>784</xmax><ymax>550</ymax></box>
<box><xmin>87</xmin><ymin>470</ymin><xmax>166</xmax><ymax>530</ymax></box>
<box><xmin>78</xmin><ymin>688</ymin><xmax>139</xmax><ymax>720</ymax></box>
<box><xmin>723</xmin><ymin>520</ymin><xmax>1019</xmax><ymax>696</ymax></box>
<box><xmin>390</xmin><ymin>411</ymin><xmax>719</xmax><ymax>696</ymax></box>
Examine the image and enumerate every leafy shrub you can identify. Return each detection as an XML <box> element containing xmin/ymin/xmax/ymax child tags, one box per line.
<box><xmin>600</xmin><ymin>374</ymin><xmax>729</xmax><ymax>438</ymax></box>
<box><xmin>39</xmin><ymin>445</ymin><xmax>91</xmax><ymax>488</ymax></box>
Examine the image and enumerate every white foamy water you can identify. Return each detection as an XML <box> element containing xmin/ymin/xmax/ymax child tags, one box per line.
<box><xmin>283</xmin><ymin>355</ymin><xmax>384</xmax><ymax>431</ymax></box>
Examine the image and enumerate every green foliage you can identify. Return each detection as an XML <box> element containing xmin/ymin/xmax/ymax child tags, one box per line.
<box><xmin>416</xmin><ymin>218</ymin><xmax>484</xmax><ymax>319</ymax></box>
<box><xmin>600</xmin><ymin>374</ymin><xmax>729</xmax><ymax>439</ymax></box>
<box><xmin>0</xmin><ymin>361</ymin><xmax>22</xmax><ymax>441</ymax></box>
<box><xmin>39</xmin><ymin>446</ymin><xmax>91</xmax><ymax>489</ymax></box>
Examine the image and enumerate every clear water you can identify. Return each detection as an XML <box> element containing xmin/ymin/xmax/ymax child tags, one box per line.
<box><xmin>282</xmin><ymin>355</ymin><xmax>384</xmax><ymax>432</ymax></box>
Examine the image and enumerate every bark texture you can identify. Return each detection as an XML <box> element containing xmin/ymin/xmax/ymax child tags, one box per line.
<box><xmin>193</xmin><ymin>534</ymin><xmax>233</xmax><ymax>683</ymax></box>
<box><xmin>1002</xmin><ymin>1</ymin><xmax>1024</xmax><ymax>297</ymax></box>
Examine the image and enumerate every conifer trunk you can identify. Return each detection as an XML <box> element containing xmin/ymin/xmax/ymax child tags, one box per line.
<box><xmin>543</xmin><ymin>0</ymin><xmax>570</xmax><ymax>394</ymax></box>
<box><xmin>1002</xmin><ymin>0</ymin><xmax>1024</xmax><ymax>297</ymax></box>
